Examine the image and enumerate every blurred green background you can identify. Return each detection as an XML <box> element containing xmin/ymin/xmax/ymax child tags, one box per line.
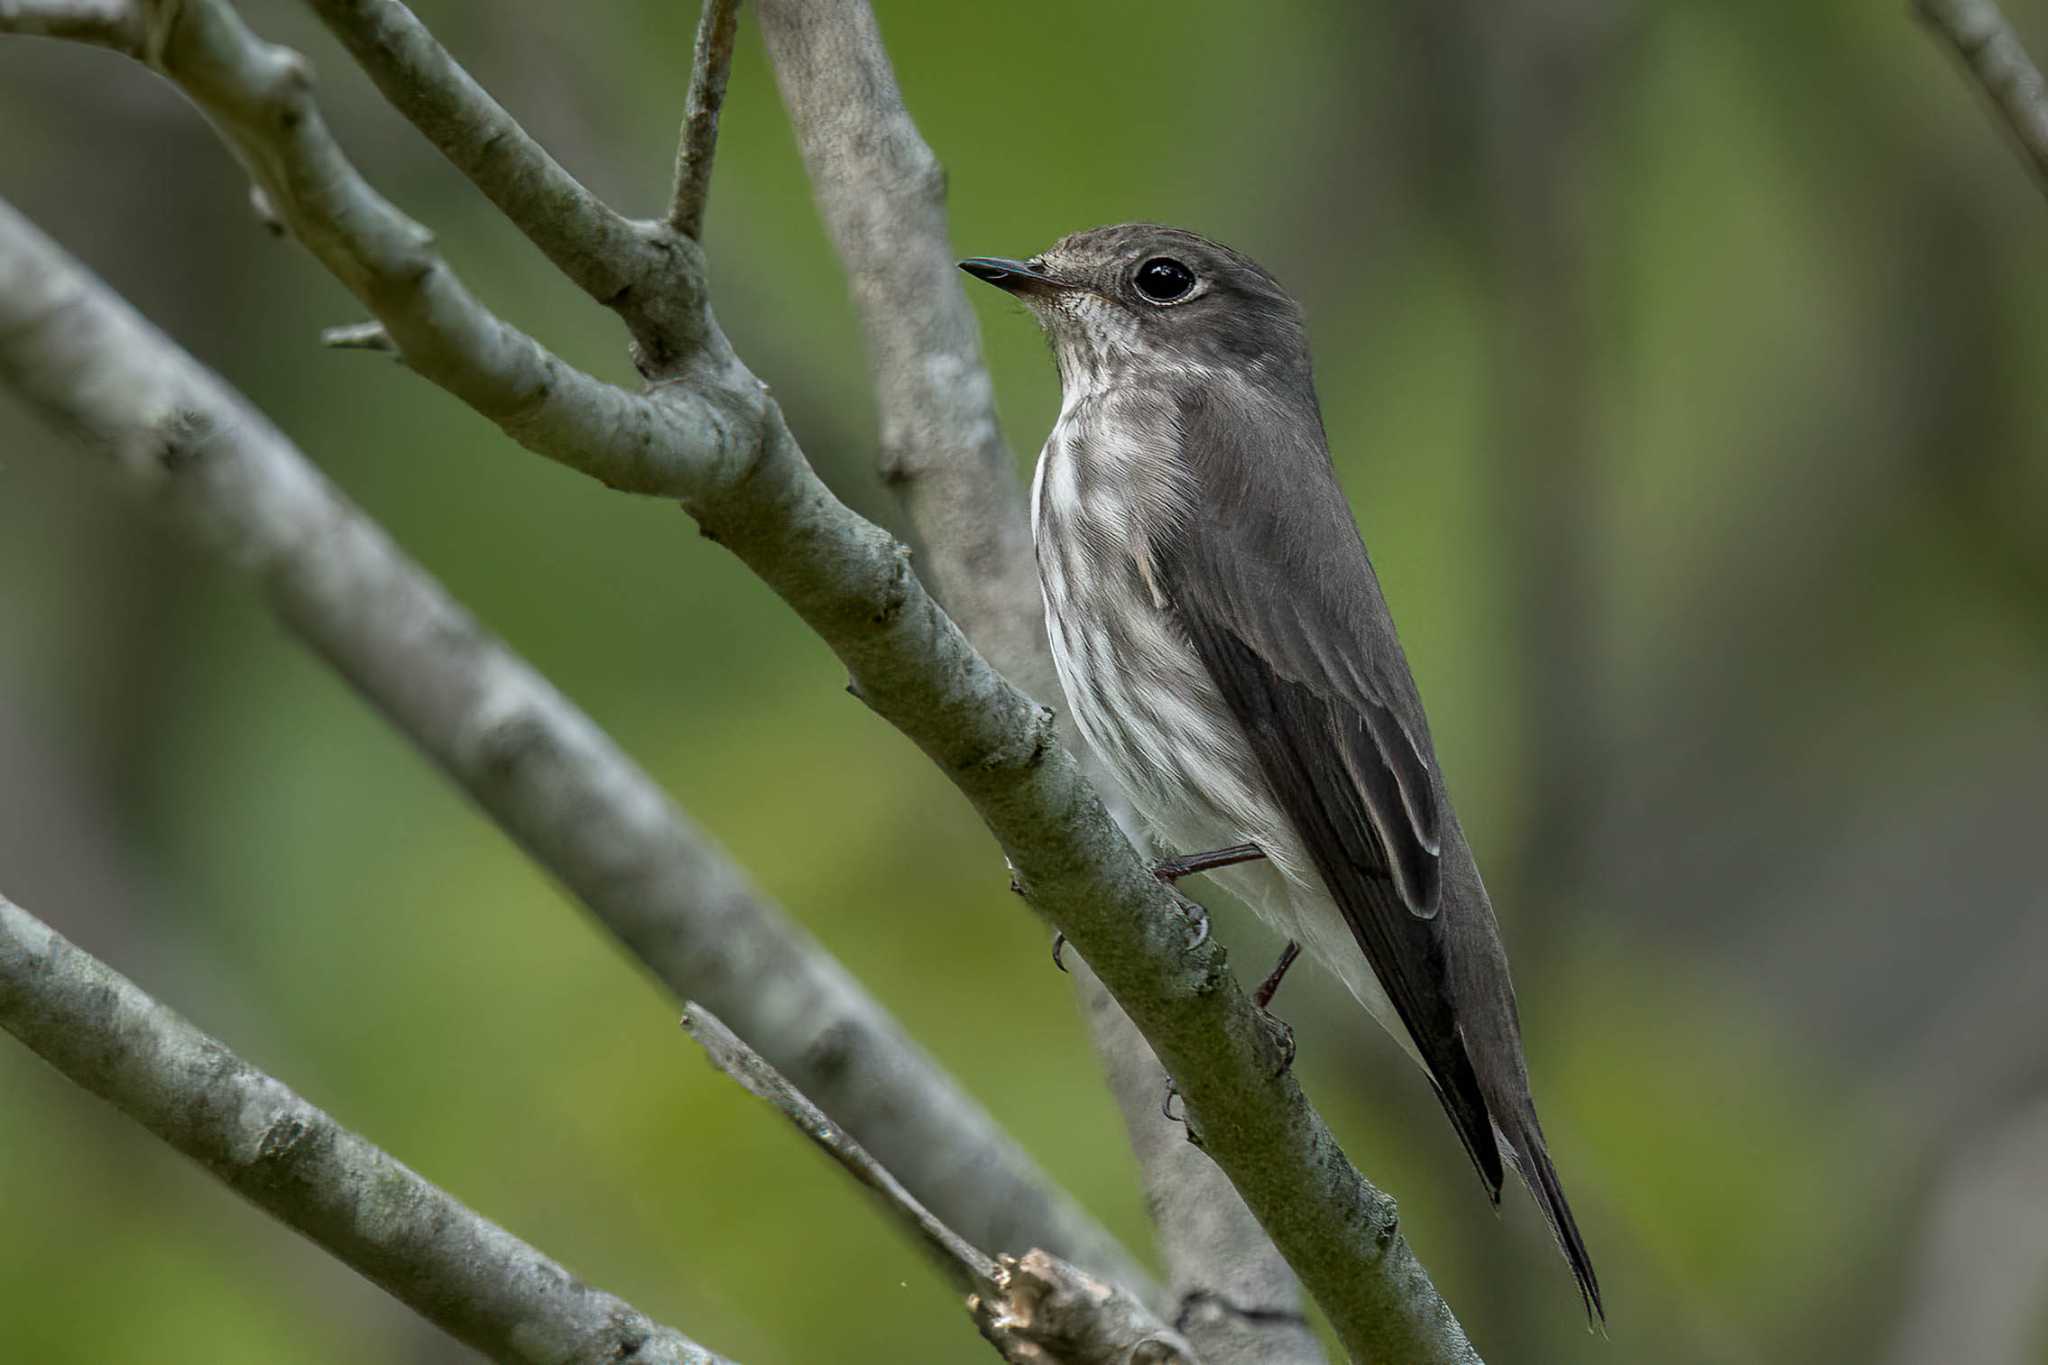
<box><xmin>6</xmin><ymin>0</ymin><xmax>2048</xmax><ymax>1360</ymax></box>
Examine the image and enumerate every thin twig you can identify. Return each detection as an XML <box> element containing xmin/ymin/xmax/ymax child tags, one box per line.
<box><xmin>682</xmin><ymin>1005</ymin><xmax>1001</xmax><ymax>1292</ymax></box>
<box><xmin>0</xmin><ymin>191</ymin><xmax>1152</xmax><ymax>1303</ymax></box>
<box><xmin>298</xmin><ymin>0</ymin><xmax>712</xmax><ymax>369</ymax></box>
<box><xmin>140</xmin><ymin>0</ymin><xmax>689</xmax><ymax>493</ymax></box>
<box><xmin>0</xmin><ymin>892</ymin><xmax>728</xmax><ymax>1365</ymax></box>
<box><xmin>669</xmin><ymin>0</ymin><xmax>742</xmax><ymax>239</ymax></box>
<box><xmin>299</xmin><ymin>0</ymin><xmax>648</xmax><ymax>305</ymax></box>
<box><xmin>1917</xmin><ymin>0</ymin><xmax>2048</xmax><ymax>197</ymax></box>
<box><xmin>682</xmin><ymin>1006</ymin><xmax>1197</xmax><ymax>1365</ymax></box>
<box><xmin>0</xmin><ymin>0</ymin><xmax>141</xmax><ymax>51</ymax></box>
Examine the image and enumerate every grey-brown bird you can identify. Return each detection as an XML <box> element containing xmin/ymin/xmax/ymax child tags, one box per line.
<box><xmin>962</xmin><ymin>224</ymin><xmax>1600</xmax><ymax>1318</ymax></box>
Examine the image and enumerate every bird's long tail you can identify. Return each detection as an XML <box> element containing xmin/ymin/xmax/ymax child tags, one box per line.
<box><xmin>1497</xmin><ymin>1105</ymin><xmax>1604</xmax><ymax>1323</ymax></box>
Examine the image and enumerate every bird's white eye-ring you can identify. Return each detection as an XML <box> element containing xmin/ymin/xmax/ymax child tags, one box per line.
<box><xmin>1133</xmin><ymin>257</ymin><xmax>1198</xmax><ymax>305</ymax></box>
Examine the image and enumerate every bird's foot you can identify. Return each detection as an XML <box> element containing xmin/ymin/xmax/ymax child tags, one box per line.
<box><xmin>1252</xmin><ymin>941</ymin><xmax>1300</xmax><ymax>1011</ymax></box>
<box><xmin>1152</xmin><ymin>842</ymin><xmax>1266</xmax><ymax>883</ymax></box>
<box><xmin>1050</xmin><ymin>930</ymin><xmax>1067</xmax><ymax>973</ymax></box>
<box><xmin>1251</xmin><ymin>940</ymin><xmax>1300</xmax><ymax>1073</ymax></box>
<box><xmin>1160</xmin><ymin>1075</ymin><xmax>1183</xmax><ymax>1123</ymax></box>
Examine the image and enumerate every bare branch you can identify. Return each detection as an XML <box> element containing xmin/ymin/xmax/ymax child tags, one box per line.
<box><xmin>134</xmin><ymin>0</ymin><xmax>705</xmax><ymax>494</ymax></box>
<box><xmin>756</xmin><ymin>0</ymin><xmax>1047</xmax><ymax>697</ymax></box>
<box><xmin>670</xmin><ymin>0</ymin><xmax>742</xmax><ymax>239</ymax></box>
<box><xmin>754</xmin><ymin>5</ymin><xmax>1322</xmax><ymax>1359</ymax></box>
<box><xmin>0</xmin><ymin>192</ymin><xmax>1152</xmax><ymax>1303</ymax></box>
<box><xmin>1918</xmin><ymin>0</ymin><xmax>2048</xmax><ymax>197</ymax></box>
<box><xmin>14</xmin><ymin>1</ymin><xmax>1483</xmax><ymax>1351</ymax></box>
<box><xmin>0</xmin><ymin>0</ymin><xmax>140</xmax><ymax>51</ymax></box>
<box><xmin>0</xmin><ymin>891</ymin><xmax>728</xmax><ymax>1365</ymax></box>
<box><xmin>683</xmin><ymin>1005</ymin><xmax>1001</xmax><ymax>1293</ymax></box>
<box><xmin>1076</xmin><ymin>965</ymin><xmax>1324</xmax><ymax>1362</ymax></box>
<box><xmin>298</xmin><ymin>0</ymin><xmax>714</xmax><ymax>369</ymax></box>
<box><xmin>299</xmin><ymin>0</ymin><xmax>647</xmax><ymax>303</ymax></box>
<box><xmin>683</xmin><ymin>1006</ymin><xmax>1195</xmax><ymax>1365</ymax></box>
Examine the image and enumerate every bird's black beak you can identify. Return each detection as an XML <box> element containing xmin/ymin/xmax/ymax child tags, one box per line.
<box><xmin>958</xmin><ymin>256</ymin><xmax>1068</xmax><ymax>295</ymax></box>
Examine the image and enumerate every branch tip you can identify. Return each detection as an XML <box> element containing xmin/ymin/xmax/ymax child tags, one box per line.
<box><xmin>668</xmin><ymin>0</ymin><xmax>743</xmax><ymax>238</ymax></box>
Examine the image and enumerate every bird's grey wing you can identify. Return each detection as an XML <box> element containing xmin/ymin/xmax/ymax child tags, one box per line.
<box><xmin>1155</xmin><ymin>384</ymin><xmax>1502</xmax><ymax>1195</ymax></box>
<box><xmin>1161</xmin><ymin>386</ymin><xmax>1444</xmax><ymax>914</ymax></box>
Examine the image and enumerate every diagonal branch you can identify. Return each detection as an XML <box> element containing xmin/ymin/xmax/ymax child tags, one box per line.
<box><xmin>755</xmin><ymin>0</ymin><xmax>1045</xmax><ymax>695</ymax></box>
<box><xmin>299</xmin><ymin>0</ymin><xmax>717</xmax><ymax>369</ymax></box>
<box><xmin>682</xmin><ymin>1006</ymin><xmax>1196</xmax><ymax>1365</ymax></box>
<box><xmin>140</xmin><ymin>0</ymin><xmax>701</xmax><ymax>494</ymax></box>
<box><xmin>1917</xmin><ymin>0</ymin><xmax>2048</xmax><ymax>197</ymax></box>
<box><xmin>1077</xmin><ymin>966</ymin><xmax>1326</xmax><ymax>1361</ymax></box>
<box><xmin>669</xmin><ymin>0</ymin><xmax>742</xmax><ymax>240</ymax></box>
<box><xmin>684</xmin><ymin>1006</ymin><xmax>1002</xmax><ymax>1292</ymax></box>
<box><xmin>299</xmin><ymin>0</ymin><xmax>649</xmax><ymax>305</ymax></box>
<box><xmin>9</xmin><ymin>3</ymin><xmax>1484</xmax><ymax>1357</ymax></box>
<box><xmin>0</xmin><ymin>192</ymin><xmax>1152</xmax><ymax>1303</ymax></box>
<box><xmin>753</xmin><ymin>4</ymin><xmax>1322</xmax><ymax>1359</ymax></box>
<box><xmin>0</xmin><ymin>891</ymin><xmax>729</xmax><ymax>1365</ymax></box>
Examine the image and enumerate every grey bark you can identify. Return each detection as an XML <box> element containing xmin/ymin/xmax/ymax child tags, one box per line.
<box><xmin>752</xmin><ymin>6</ymin><xmax>1321</xmax><ymax>1358</ymax></box>
<box><xmin>667</xmin><ymin>0</ymin><xmax>741</xmax><ymax>239</ymax></box>
<box><xmin>683</xmin><ymin>1005</ymin><xmax>1197</xmax><ymax>1365</ymax></box>
<box><xmin>0</xmin><ymin>186</ymin><xmax>1145</xmax><ymax>1296</ymax></box>
<box><xmin>3</xmin><ymin>0</ymin><xmax>1482</xmax><ymax>1356</ymax></box>
<box><xmin>0</xmin><ymin>891</ymin><xmax>726</xmax><ymax>1365</ymax></box>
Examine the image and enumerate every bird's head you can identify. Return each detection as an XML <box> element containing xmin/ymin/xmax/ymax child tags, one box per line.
<box><xmin>960</xmin><ymin>224</ymin><xmax>1308</xmax><ymax>393</ymax></box>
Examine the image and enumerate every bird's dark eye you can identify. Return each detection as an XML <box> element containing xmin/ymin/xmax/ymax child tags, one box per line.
<box><xmin>1133</xmin><ymin>257</ymin><xmax>1197</xmax><ymax>304</ymax></box>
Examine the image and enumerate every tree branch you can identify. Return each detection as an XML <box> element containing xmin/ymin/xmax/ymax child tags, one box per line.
<box><xmin>0</xmin><ymin>891</ymin><xmax>728</xmax><ymax>1365</ymax></box>
<box><xmin>298</xmin><ymin>0</ymin><xmax>717</xmax><ymax>371</ymax></box>
<box><xmin>669</xmin><ymin>0</ymin><xmax>742</xmax><ymax>239</ymax></box>
<box><xmin>0</xmin><ymin>0</ymin><xmax>139</xmax><ymax>51</ymax></box>
<box><xmin>682</xmin><ymin>1005</ymin><xmax>1196</xmax><ymax>1365</ymax></box>
<box><xmin>682</xmin><ymin>1004</ymin><xmax>1000</xmax><ymax>1293</ymax></box>
<box><xmin>753</xmin><ymin>5</ymin><xmax>1322</xmax><ymax>1359</ymax></box>
<box><xmin>147</xmin><ymin>0</ymin><xmax>707</xmax><ymax>494</ymax></box>
<box><xmin>11</xmin><ymin>2</ymin><xmax>1483</xmax><ymax>1354</ymax></box>
<box><xmin>1077</xmin><ymin>965</ymin><xmax>1325</xmax><ymax>1363</ymax></box>
<box><xmin>299</xmin><ymin>0</ymin><xmax>649</xmax><ymax>306</ymax></box>
<box><xmin>0</xmin><ymin>191</ymin><xmax>1151</xmax><ymax>1302</ymax></box>
<box><xmin>755</xmin><ymin>0</ymin><xmax>1046</xmax><ymax>696</ymax></box>
<box><xmin>1917</xmin><ymin>0</ymin><xmax>2048</xmax><ymax>197</ymax></box>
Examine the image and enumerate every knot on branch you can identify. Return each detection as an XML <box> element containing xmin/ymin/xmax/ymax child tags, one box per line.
<box><xmin>149</xmin><ymin>406</ymin><xmax>217</xmax><ymax>475</ymax></box>
<box><xmin>963</xmin><ymin>703</ymin><xmax>1057</xmax><ymax>775</ymax></box>
<box><xmin>969</xmin><ymin>1250</ymin><xmax>1197</xmax><ymax>1365</ymax></box>
<box><xmin>857</xmin><ymin>538</ymin><xmax>916</xmax><ymax>628</ymax></box>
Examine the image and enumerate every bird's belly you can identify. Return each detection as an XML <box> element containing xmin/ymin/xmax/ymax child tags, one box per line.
<box><xmin>1041</xmin><ymin>551</ymin><xmax>1303</xmax><ymax>913</ymax></box>
<box><xmin>1041</xmin><ymin>552</ymin><xmax>1414</xmax><ymax>1056</ymax></box>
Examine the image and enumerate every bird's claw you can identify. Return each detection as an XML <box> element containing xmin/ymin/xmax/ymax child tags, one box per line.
<box><xmin>1051</xmin><ymin>930</ymin><xmax>1068</xmax><ymax>973</ymax></box>
<box><xmin>1169</xmin><ymin>888</ymin><xmax>1210</xmax><ymax>950</ymax></box>
<box><xmin>1160</xmin><ymin>1075</ymin><xmax>1183</xmax><ymax>1124</ymax></box>
<box><xmin>1261</xmin><ymin>1012</ymin><xmax>1297</xmax><ymax>1074</ymax></box>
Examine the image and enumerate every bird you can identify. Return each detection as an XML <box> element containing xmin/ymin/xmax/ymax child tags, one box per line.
<box><xmin>960</xmin><ymin>224</ymin><xmax>1601</xmax><ymax>1319</ymax></box>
